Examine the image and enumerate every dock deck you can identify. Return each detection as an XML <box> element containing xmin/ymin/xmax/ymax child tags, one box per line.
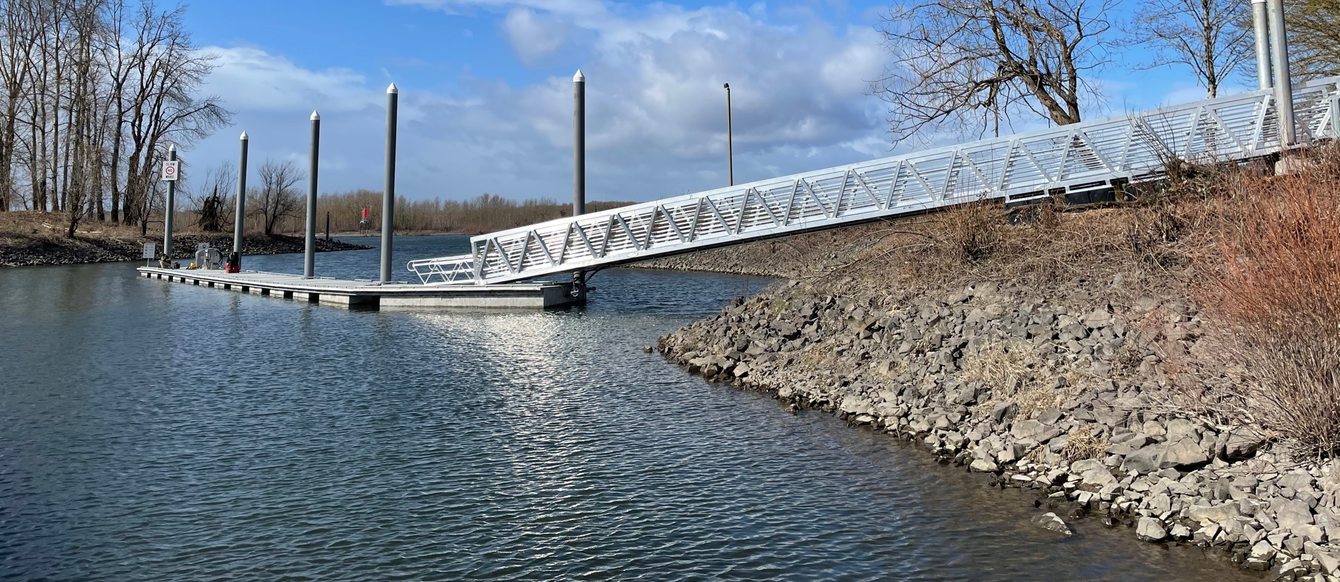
<box><xmin>137</xmin><ymin>267</ymin><xmax>582</xmax><ymax>309</ymax></box>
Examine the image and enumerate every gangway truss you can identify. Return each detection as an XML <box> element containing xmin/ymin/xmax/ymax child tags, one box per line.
<box><xmin>409</xmin><ymin>77</ymin><xmax>1340</xmax><ymax>286</ymax></box>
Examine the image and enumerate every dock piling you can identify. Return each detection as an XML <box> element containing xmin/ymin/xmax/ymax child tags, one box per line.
<box><xmin>381</xmin><ymin>84</ymin><xmax>398</xmax><ymax>283</ymax></box>
<box><xmin>233</xmin><ymin>132</ymin><xmax>249</xmax><ymax>256</ymax></box>
<box><xmin>305</xmin><ymin>111</ymin><xmax>320</xmax><ymax>278</ymax></box>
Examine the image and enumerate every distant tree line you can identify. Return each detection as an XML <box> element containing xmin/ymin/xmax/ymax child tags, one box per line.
<box><xmin>228</xmin><ymin>190</ymin><xmax>632</xmax><ymax>236</ymax></box>
<box><xmin>0</xmin><ymin>0</ymin><xmax>227</xmax><ymax>237</ymax></box>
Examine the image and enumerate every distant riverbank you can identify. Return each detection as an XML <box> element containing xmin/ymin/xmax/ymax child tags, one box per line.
<box><xmin>0</xmin><ymin>213</ymin><xmax>368</xmax><ymax>268</ymax></box>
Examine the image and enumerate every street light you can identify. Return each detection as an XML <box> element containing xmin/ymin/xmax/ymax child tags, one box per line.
<box><xmin>724</xmin><ymin>83</ymin><xmax>734</xmax><ymax>186</ymax></box>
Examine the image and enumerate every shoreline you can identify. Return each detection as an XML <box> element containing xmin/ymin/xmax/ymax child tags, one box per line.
<box><xmin>0</xmin><ymin>232</ymin><xmax>370</xmax><ymax>269</ymax></box>
<box><xmin>652</xmin><ymin>210</ymin><xmax>1340</xmax><ymax>580</ymax></box>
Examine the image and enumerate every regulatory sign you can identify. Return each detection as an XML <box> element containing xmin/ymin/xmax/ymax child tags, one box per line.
<box><xmin>142</xmin><ymin>242</ymin><xmax>157</xmax><ymax>259</ymax></box>
<box><xmin>161</xmin><ymin>160</ymin><xmax>179</xmax><ymax>182</ymax></box>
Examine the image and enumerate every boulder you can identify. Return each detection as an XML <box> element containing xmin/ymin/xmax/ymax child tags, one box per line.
<box><xmin>1072</xmin><ymin>459</ymin><xmax>1118</xmax><ymax>488</ymax></box>
<box><xmin>1136</xmin><ymin>517</ymin><xmax>1168</xmax><ymax>542</ymax></box>
<box><xmin>1031</xmin><ymin>512</ymin><xmax>1074</xmax><ymax>536</ymax></box>
<box><xmin>1273</xmin><ymin>498</ymin><xmax>1316</xmax><ymax>530</ymax></box>
<box><xmin>1188</xmin><ymin>503</ymin><xmax>1243</xmax><ymax>527</ymax></box>
<box><xmin>1218</xmin><ymin>431</ymin><xmax>1266</xmax><ymax>462</ymax></box>
<box><xmin>1245</xmin><ymin>540</ymin><xmax>1275</xmax><ymax>571</ymax></box>
<box><xmin>1161</xmin><ymin>437</ymin><xmax>1211</xmax><ymax>470</ymax></box>
<box><xmin>1012</xmin><ymin>419</ymin><xmax>1049</xmax><ymax>440</ymax></box>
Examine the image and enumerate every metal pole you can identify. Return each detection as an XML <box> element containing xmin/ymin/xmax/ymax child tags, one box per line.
<box><xmin>163</xmin><ymin>144</ymin><xmax>176</xmax><ymax>259</ymax></box>
<box><xmin>1252</xmin><ymin>0</ymin><xmax>1272</xmax><ymax>90</ymax></box>
<box><xmin>725</xmin><ymin>83</ymin><xmax>733</xmax><ymax>186</ymax></box>
<box><xmin>381</xmin><ymin>84</ymin><xmax>398</xmax><ymax>283</ymax></box>
<box><xmin>325</xmin><ymin>211</ymin><xmax>330</xmax><ymax>241</ymax></box>
<box><xmin>573</xmin><ymin>70</ymin><xmax>586</xmax><ymax>289</ymax></box>
<box><xmin>233</xmin><ymin>132</ymin><xmax>248</xmax><ymax>255</ymax></box>
<box><xmin>573</xmin><ymin>70</ymin><xmax>586</xmax><ymax>216</ymax></box>
<box><xmin>1267</xmin><ymin>0</ymin><xmax>1296</xmax><ymax>146</ymax></box>
<box><xmin>305</xmin><ymin>111</ymin><xmax>320</xmax><ymax>278</ymax></box>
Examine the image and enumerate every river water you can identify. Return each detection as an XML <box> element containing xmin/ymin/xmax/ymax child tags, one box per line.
<box><xmin>1</xmin><ymin>235</ymin><xmax>1253</xmax><ymax>580</ymax></box>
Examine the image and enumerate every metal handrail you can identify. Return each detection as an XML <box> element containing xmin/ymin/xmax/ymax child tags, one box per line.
<box><xmin>409</xmin><ymin>77</ymin><xmax>1340</xmax><ymax>286</ymax></box>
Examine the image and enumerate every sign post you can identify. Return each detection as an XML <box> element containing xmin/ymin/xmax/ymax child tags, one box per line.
<box><xmin>161</xmin><ymin>146</ymin><xmax>179</xmax><ymax>259</ymax></box>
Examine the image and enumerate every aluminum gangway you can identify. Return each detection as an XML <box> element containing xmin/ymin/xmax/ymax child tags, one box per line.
<box><xmin>410</xmin><ymin>77</ymin><xmax>1340</xmax><ymax>286</ymax></box>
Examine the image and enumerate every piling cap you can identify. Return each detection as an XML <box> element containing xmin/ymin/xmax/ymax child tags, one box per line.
<box><xmin>311</xmin><ymin>110</ymin><xmax>320</xmax><ymax>121</ymax></box>
<box><xmin>240</xmin><ymin>131</ymin><xmax>249</xmax><ymax>140</ymax></box>
<box><xmin>387</xmin><ymin>83</ymin><xmax>398</xmax><ymax>94</ymax></box>
<box><xmin>574</xmin><ymin>69</ymin><xmax>584</xmax><ymax>82</ymax></box>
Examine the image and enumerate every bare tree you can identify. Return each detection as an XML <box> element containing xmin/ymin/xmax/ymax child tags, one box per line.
<box><xmin>1286</xmin><ymin>1</ymin><xmax>1340</xmax><ymax>80</ymax></box>
<box><xmin>0</xmin><ymin>0</ymin><xmax>36</xmax><ymax>212</ymax></box>
<box><xmin>1124</xmin><ymin>1</ymin><xmax>1251</xmax><ymax>98</ymax></box>
<box><xmin>119</xmin><ymin>1</ymin><xmax>228</xmax><ymax>235</ymax></box>
<box><xmin>876</xmin><ymin>0</ymin><xmax>1116</xmax><ymax>143</ymax></box>
<box><xmin>256</xmin><ymin>158</ymin><xmax>300</xmax><ymax>236</ymax></box>
<box><xmin>191</xmin><ymin>160</ymin><xmax>234</xmax><ymax>231</ymax></box>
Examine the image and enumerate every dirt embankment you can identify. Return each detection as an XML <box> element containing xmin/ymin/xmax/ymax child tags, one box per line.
<box><xmin>656</xmin><ymin>148</ymin><xmax>1340</xmax><ymax>580</ymax></box>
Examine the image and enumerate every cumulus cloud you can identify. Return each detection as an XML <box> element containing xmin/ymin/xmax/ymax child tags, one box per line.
<box><xmin>501</xmin><ymin>8</ymin><xmax>567</xmax><ymax>64</ymax></box>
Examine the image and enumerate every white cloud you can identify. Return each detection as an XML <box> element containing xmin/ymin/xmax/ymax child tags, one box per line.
<box><xmin>188</xmin><ymin>2</ymin><xmax>894</xmax><ymax>204</ymax></box>
<box><xmin>501</xmin><ymin>8</ymin><xmax>567</xmax><ymax>64</ymax></box>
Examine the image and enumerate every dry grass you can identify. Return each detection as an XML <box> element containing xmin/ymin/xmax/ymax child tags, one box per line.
<box><xmin>960</xmin><ymin>339</ymin><xmax>1042</xmax><ymax>391</ymax></box>
<box><xmin>960</xmin><ymin>340</ymin><xmax>1090</xmax><ymax>420</ymax></box>
<box><xmin>1058</xmin><ymin>425</ymin><xmax>1109</xmax><ymax>463</ymax></box>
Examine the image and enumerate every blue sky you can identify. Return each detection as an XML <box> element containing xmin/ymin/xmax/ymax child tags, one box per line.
<box><xmin>176</xmin><ymin>0</ymin><xmax>1252</xmax><ymax>203</ymax></box>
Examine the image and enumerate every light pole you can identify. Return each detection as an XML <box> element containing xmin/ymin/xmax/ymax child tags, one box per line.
<box><xmin>724</xmin><ymin>83</ymin><xmax>734</xmax><ymax>186</ymax></box>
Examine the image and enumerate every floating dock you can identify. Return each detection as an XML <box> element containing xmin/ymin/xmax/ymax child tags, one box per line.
<box><xmin>137</xmin><ymin>267</ymin><xmax>583</xmax><ymax>309</ymax></box>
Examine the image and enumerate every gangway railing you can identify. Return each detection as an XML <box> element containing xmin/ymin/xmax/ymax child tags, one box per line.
<box><xmin>410</xmin><ymin>77</ymin><xmax>1340</xmax><ymax>286</ymax></box>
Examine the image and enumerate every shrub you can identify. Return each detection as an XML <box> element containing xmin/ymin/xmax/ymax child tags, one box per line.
<box><xmin>1201</xmin><ymin>145</ymin><xmax>1340</xmax><ymax>459</ymax></box>
<box><xmin>939</xmin><ymin>198</ymin><xmax>1003</xmax><ymax>265</ymax></box>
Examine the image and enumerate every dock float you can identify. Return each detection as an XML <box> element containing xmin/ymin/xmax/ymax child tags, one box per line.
<box><xmin>137</xmin><ymin>267</ymin><xmax>583</xmax><ymax>309</ymax></box>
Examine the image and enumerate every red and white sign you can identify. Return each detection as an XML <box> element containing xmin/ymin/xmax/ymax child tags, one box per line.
<box><xmin>161</xmin><ymin>160</ymin><xmax>180</xmax><ymax>182</ymax></box>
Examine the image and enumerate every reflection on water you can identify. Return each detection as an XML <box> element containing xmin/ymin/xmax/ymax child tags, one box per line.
<box><xmin>0</xmin><ymin>237</ymin><xmax>1251</xmax><ymax>580</ymax></box>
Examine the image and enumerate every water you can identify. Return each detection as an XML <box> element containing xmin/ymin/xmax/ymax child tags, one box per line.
<box><xmin>0</xmin><ymin>236</ymin><xmax>1252</xmax><ymax>580</ymax></box>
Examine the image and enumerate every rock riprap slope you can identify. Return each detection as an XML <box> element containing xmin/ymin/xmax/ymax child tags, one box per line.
<box><xmin>660</xmin><ymin>277</ymin><xmax>1340</xmax><ymax>580</ymax></box>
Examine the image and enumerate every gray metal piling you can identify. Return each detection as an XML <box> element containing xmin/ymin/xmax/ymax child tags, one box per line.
<box><xmin>725</xmin><ymin>82</ymin><xmax>733</xmax><ymax>186</ymax></box>
<box><xmin>573</xmin><ymin>70</ymin><xmax>586</xmax><ymax>289</ymax></box>
<box><xmin>1252</xmin><ymin>0</ymin><xmax>1272</xmax><ymax>91</ymax></box>
<box><xmin>233</xmin><ymin>132</ymin><xmax>249</xmax><ymax>255</ymax></box>
<box><xmin>1267</xmin><ymin>0</ymin><xmax>1296</xmax><ymax>146</ymax></box>
<box><xmin>381</xmin><ymin>84</ymin><xmax>398</xmax><ymax>284</ymax></box>
<box><xmin>305</xmin><ymin>111</ymin><xmax>320</xmax><ymax>279</ymax></box>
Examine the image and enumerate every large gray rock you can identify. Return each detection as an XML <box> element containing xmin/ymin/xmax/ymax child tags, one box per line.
<box><xmin>1122</xmin><ymin>443</ymin><xmax>1163</xmax><ymax>474</ymax></box>
<box><xmin>1136</xmin><ymin>517</ymin><xmax>1168</xmax><ymax>542</ymax></box>
<box><xmin>1011</xmin><ymin>419</ymin><xmax>1049</xmax><ymax>440</ymax></box>
<box><xmin>1277</xmin><ymin>471</ymin><xmax>1315</xmax><ymax>492</ymax></box>
<box><xmin>1160</xmin><ymin>437</ymin><xmax>1211</xmax><ymax>469</ymax></box>
<box><xmin>1244</xmin><ymin>540</ymin><xmax>1275</xmax><ymax>571</ymax></box>
<box><xmin>1031</xmin><ymin>512</ymin><xmax>1073</xmax><ymax>536</ymax></box>
<box><xmin>1072</xmin><ymin>459</ymin><xmax>1118</xmax><ymax>488</ymax></box>
<box><xmin>1273</xmin><ymin>498</ymin><xmax>1315</xmax><ymax>530</ymax></box>
<box><xmin>1217</xmin><ymin>430</ymin><xmax>1266</xmax><ymax>462</ymax></box>
<box><xmin>1120</xmin><ymin>438</ymin><xmax>1210</xmax><ymax>474</ymax></box>
<box><xmin>1188</xmin><ymin>503</ymin><xmax>1243</xmax><ymax>527</ymax></box>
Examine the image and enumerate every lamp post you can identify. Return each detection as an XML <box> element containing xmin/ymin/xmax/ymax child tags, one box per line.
<box><xmin>724</xmin><ymin>82</ymin><xmax>734</xmax><ymax>186</ymax></box>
